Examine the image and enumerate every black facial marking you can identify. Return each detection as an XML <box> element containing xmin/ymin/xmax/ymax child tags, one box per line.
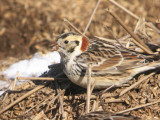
<box><xmin>57</xmin><ymin>32</ymin><xmax>79</xmax><ymax>40</ymax></box>
<box><xmin>75</xmin><ymin>40</ymin><xmax>79</xmax><ymax>46</ymax></box>
<box><xmin>68</xmin><ymin>48</ymin><xmax>75</xmax><ymax>53</ymax></box>
<box><xmin>64</xmin><ymin>40</ymin><xmax>69</xmax><ymax>44</ymax></box>
<box><xmin>59</xmin><ymin>33</ymin><xmax>70</xmax><ymax>39</ymax></box>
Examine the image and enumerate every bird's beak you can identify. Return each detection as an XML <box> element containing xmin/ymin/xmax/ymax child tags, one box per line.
<box><xmin>51</xmin><ymin>41</ymin><xmax>59</xmax><ymax>51</ymax></box>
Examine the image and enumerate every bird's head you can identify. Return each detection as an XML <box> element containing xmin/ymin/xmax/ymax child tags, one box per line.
<box><xmin>55</xmin><ymin>32</ymin><xmax>89</xmax><ymax>59</ymax></box>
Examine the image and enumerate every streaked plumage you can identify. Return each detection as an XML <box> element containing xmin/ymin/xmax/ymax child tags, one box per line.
<box><xmin>55</xmin><ymin>32</ymin><xmax>160</xmax><ymax>89</ymax></box>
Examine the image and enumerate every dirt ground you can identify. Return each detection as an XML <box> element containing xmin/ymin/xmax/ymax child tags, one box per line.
<box><xmin>0</xmin><ymin>0</ymin><xmax>160</xmax><ymax>60</ymax></box>
<box><xmin>0</xmin><ymin>0</ymin><xmax>160</xmax><ymax>120</ymax></box>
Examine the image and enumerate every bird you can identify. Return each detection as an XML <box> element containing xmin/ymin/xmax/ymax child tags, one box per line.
<box><xmin>77</xmin><ymin>111</ymin><xmax>142</xmax><ymax>120</ymax></box>
<box><xmin>54</xmin><ymin>32</ymin><xmax>160</xmax><ymax>89</ymax></box>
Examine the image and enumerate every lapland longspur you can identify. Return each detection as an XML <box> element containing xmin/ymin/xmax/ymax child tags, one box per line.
<box><xmin>54</xmin><ymin>32</ymin><xmax>160</xmax><ymax>89</ymax></box>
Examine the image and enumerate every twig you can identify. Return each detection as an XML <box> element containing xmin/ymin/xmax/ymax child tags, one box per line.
<box><xmin>86</xmin><ymin>64</ymin><xmax>92</xmax><ymax>113</ymax></box>
<box><xmin>32</xmin><ymin>111</ymin><xmax>46</xmax><ymax>120</ymax></box>
<box><xmin>55</xmin><ymin>81</ymin><xmax>65</xmax><ymax>119</ymax></box>
<box><xmin>83</xmin><ymin>0</ymin><xmax>101</xmax><ymax>35</ymax></box>
<box><xmin>2</xmin><ymin>76</ymin><xmax>15</xmax><ymax>102</ymax></box>
<box><xmin>25</xmin><ymin>92</ymin><xmax>55</xmax><ymax>114</ymax></box>
<box><xmin>118</xmin><ymin>34</ymin><xmax>131</xmax><ymax>41</ymax></box>
<box><xmin>2</xmin><ymin>82</ymin><xmax>13</xmax><ymax>102</ymax></box>
<box><xmin>104</xmin><ymin>26</ymin><xmax>125</xmax><ymax>48</ymax></box>
<box><xmin>90</xmin><ymin>81</ymin><xmax>96</xmax><ymax>94</ymax></box>
<box><xmin>64</xmin><ymin>18</ymin><xmax>87</xmax><ymax>37</ymax></box>
<box><xmin>108</xmin><ymin>0</ymin><xmax>139</xmax><ymax>19</ymax></box>
<box><xmin>151</xmin><ymin>89</ymin><xmax>157</xmax><ymax>97</ymax></box>
<box><xmin>17</xmin><ymin>76</ymin><xmax>54</xmax><ymax>80</ymax></box>
<box><xmin>63</xmin><ymin>93</ymin><xmax>117</xmax><ymax>101</ymax></box>
<box><xmin>95</xmin><ymin>34</ymin><xmax>131</xmax><ymax>43</ymax></box>
<box><xmin>94</xmin><ymin>36</ymin><xmax>115</xmax><ymax>42</ymax></box>
<box><xmin>108</xmin><ymin>0</ymin><xmax>160</xmax><ymax>34</ymax></box>
<box><xmin>97</xmin><ymin>85</ymin><xmax>114</xmax><ymax>96</ymax></box>
<box><xmin>25</xmin><ymin>83</ymin><xmax>70</xmax><ymax>117</ymax></box>
<box><xmin>100</xmin><ymin>95</ymin><xmax>106</xmax><ymax>111</ymax></box>
<box><xmin>119</xmin><ymin>72</ymin><xmax>155</xmax><ymax>96</ymax></box>
<box><xmin>64</xmin><ymin>0</ymin><xmax>101</xmax><ymax>37</ymax></box>
<box><xmin>126</xmin><ymin>39</ymin><xmax>131</xmax><ymax>48</ymax></box>
<box><xmin>106</xmin><ymin>9</ymin><xmax>153</xmax><ymax>54</ymax></box>
<box><xmin>146</xmin><ymin>22</ymin><xmax>160</xmax><ymax>34</ymax></box>
<box><xmin>64</xmin><ymin>106</ymin><xmax>71</xmax><ymax>120</ymax></box>
<box><xmin>17</xmin><ymin>76</ymin><xmax>68</xmax><ymax>81</ymax></box>
<box><xmin>91</xmin><ymin>100</ymin><xmax>97</xmax><ymax>112</ymax></box>
<box><xmin>45</xmin><ymin>94</ymin><xmax>63</xmax><ymax>112</ymax></box>
<box><xmin>105</xmin><ymin>98</ymin><xmax>124</xmax><ymax>103</ymax></box>
<box><xmin>116</xmin><ymin>99</ymin><xmax>160</xmax><ymax>114</ymax></box>
<box><xmin>12</xmin><ymin>72</ymin><xmax>19</xmax><ymax>90</ymax></box>
<box><xmin>45</xmin><ymin>84</ymin><xmax>70</xmax><ymax>113</ymax></box>
<box><xmin>0</xmin><ymin>84</ymin><xmax>46</xmax><ymax>115</ymax></box>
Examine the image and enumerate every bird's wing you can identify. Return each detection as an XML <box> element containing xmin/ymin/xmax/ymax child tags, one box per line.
<box><xmin>77</xmin><ymin>39</ymin><xmax>148</xmax><ymax>75</ymax></box>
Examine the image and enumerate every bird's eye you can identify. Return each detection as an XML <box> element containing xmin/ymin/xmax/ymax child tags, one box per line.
<box><xmin>64</xmin><ymin>40</ymin><xmax>69</xmax><ymax>44</ymax></box>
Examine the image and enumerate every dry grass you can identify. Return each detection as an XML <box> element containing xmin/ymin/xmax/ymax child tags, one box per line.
<box><xmin>0</xmin><ymin>0</ymin><xmax>160</xmax><ymax>119</ymax></box>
